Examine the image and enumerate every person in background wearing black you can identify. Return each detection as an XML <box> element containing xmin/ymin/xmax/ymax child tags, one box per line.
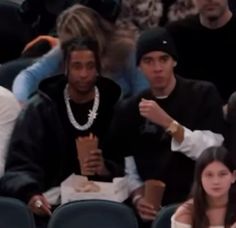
<box><xmin>166</xmin><ymin>0</ymin><xmax>236</xmax><ymax>104</ymax></box>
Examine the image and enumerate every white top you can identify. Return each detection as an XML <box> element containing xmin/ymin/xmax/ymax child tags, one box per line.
<box><xmin>125</xmin><ymin>127</ymin><xmax>224</xmax><ymax>193</ymax></box>
<box><xmin>171</xmin><ymin>214</ymin><xmax>224</xmax><ymax>228</ymax></box>
<box><xmin>0</xmin><ymin>86</ymin><xmax>21</xmax><ymax>176</ymax></box>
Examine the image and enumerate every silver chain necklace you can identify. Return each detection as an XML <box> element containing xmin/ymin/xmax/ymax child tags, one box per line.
<box><xmin>64</xmin><ymin>84</ymin><xmax>100</xmax><ymax>131</ymax></box>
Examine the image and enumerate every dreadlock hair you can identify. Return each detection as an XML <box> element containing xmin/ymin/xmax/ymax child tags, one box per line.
<box><xmin>61</xmin><ymin>36</ymin><xmax>101</xmax><ymax>75</ymax></box>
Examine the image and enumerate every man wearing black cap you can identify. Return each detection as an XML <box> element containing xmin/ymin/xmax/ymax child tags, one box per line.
<box><xmin>107</xmin><ymin>27</ymin><xmax>225</xmax><ymax>225</ymax></box>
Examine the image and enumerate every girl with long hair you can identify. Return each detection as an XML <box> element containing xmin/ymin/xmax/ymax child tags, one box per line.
<box><xmin>172</xmin><ymin>146</ymin><xmax>236</xmax><ymax>228</ymax></box>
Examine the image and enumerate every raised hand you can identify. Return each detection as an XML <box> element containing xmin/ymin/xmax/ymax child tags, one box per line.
<box><xmin>139</xmin><ymin>98</ymin><xmax>172</xmax><ymax>129</ymax></box>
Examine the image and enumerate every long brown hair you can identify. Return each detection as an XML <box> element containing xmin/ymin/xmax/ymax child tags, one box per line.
<box><xmin>191</xmin><ymin>146</ymin><xmax>236</xmax><ymax>228</ymax></box>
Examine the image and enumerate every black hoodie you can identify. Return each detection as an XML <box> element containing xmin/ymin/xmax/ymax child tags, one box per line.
<box><xmin>0</xmin><ymin>74</ymin><xmax>123</xmax><ymax>203</ymax></box>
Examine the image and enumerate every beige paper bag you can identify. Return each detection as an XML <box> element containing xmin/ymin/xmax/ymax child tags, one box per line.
<box><xmin>144</xmin><ymin>179</ymin><xmax>166</xmax><ymax>210</ymax></box>
<box><xmin>75</xmin><ymin>134</ymin><xmax>98</xmax><ymax>176</ymax></box>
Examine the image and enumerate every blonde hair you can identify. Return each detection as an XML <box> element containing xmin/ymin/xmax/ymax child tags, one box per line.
<box><xmin>57</xmin><ymin>4</ymin><xmax>114</xmax><ymax>56</ymax></box>
<box><xmin>57</xmin><ymin>4</ymin><xmax>136</xmax><ymax>75</ymax></box>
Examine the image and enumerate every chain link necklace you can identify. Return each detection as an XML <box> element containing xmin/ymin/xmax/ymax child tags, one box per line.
<box><xmin>64</xmin><ymin>84</ymin><xmax>100</xmax><ymax>131</ymax></box>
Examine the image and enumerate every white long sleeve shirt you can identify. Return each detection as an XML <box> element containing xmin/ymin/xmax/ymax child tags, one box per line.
<box><xmin>0</xmin><ymin>87</ymin><xmax>21</xmax><ymax>176</ymax></box>
<box><xmin>125</xmin><ymin>127</ymin><xmax>224</xmax><ymax>193</ymax></box>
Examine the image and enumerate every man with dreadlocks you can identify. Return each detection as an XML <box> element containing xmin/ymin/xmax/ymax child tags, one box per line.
<box><xmin>0</xmin><ymin>37</ymin><xmax>123</xmax><ymax>228</ymax></box>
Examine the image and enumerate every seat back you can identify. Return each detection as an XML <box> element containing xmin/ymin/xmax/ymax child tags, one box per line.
<box><xmin>48</xmin><ymin>199</ymin><xmax>138</xmax><ymax>228</ymax></box>
<box><xmin>0</xmin><ymin>197</ymin><xmax>35</xmax><ymax>228</ymax></box>
<box><xmin>151</xmin><ymin>204</ymin><xmax>179</xmax><ymax>228</ymax></box>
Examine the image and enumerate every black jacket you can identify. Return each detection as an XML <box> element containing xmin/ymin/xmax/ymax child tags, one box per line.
<box><xmin>0</xmin><ymin>75</ymin><xmax>123</xmax><ymax>203</ymax></box>
<box><xmin>108</xmin><ymin>76</ymin><xmax>225</xmax><ymax>205</ymax></box>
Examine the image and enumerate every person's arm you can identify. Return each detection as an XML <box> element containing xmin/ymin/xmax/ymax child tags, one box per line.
<box><xmin>125</xmin><ymin>156</ymin><xmax>143</xmax><ymax>194</ymax></box>
<box><xmin>230</xmin><ymin>222</ymin><xmax>236</xmax><ymax>228</ymax></box>
<box><xmin>12</xmin><ymin>46</ymin><xmax>63</xmax><ymax>103</ymax></box>
<box><xmin>125</xmin><ymin>156</ymin><xmax>157</xmax><ymax>221</ymax></box>
<box><xmin>171</xmin><ymin>201</ymin><xmax>193</xmax><ymax>228</ymax></box>
<box><xmin>0</xmin><ymin>97</ymin><xmax>49</xmax><ymax>203</ymax></box>
<box><xmin>0</xmin><ymin>88</ymin><xmax>21</xmax><ymax>177</ymax></box>
<box><xmin>139</xmin><ymin>82</ymin><xmax>225</xmax><ymax>161</ymax></box>
<box><xmin>171</xmin><ymin>127</ymin><xmax>223</xmax><ymax>160</ymax></box>
<box><xmin>170</xmin><ymin>83</ymin><xmax>225</xmax><ymax>159</ymax></box>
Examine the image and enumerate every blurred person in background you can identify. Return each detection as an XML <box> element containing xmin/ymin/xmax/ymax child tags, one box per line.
<box><xmin>13</xmin><ymin>2</ymin><xmax>148</xmax><ymax>104</ymax></box>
